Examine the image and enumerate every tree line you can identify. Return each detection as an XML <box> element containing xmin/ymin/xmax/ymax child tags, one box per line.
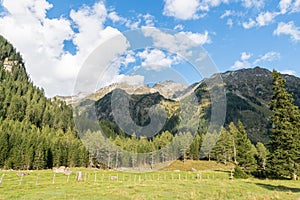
<box><xmin>83</xmin><ymin>70</ymin><xmax>300</xmax><ymax>180</ymax></box>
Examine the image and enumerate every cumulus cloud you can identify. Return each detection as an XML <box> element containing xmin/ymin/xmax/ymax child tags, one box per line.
<box><xmin>0</xmin><ymin>0</ymin><xmax>126</xmax><ymax>96</ymax></box>
<box><xmin>279</xmin><ymin>0</ymin><xmax>292</xmax><ymax>14</ymax></box>
<box><xmin>163</xmin><ymin>0</ymin><xmax>228</xmax><ymax>20</ymax></box>
<box><xmin>256</xmin><ymin>12</ymin><xmax>279</xmax><ymax>27</ymax></box>
<box><xmin>279</xmin><ymin>0</ymin><xmax>300</xmax><ymax>13</ymax></box>
<box><xmin>241</xmin><ymin>52</ymin><xmax>252</xmax><ymax>61</ymax></box>
<box><xmin>273</xmin><ymin>21</ymin><xmax>300</xmax><ymax>41</ymax></box>
<box><xmin>253</xmin><ymin>51</ymin><xmax>281</xmax><ymax>64</ymax></box>
<box><xmin>220</xmin><ymin>10</ymin><xmax>233</xmax><ymax>19</ymax></box>
<box><xmin>230</xmin><ymin>60</ymin><xmax>250</xmax><ymax>70</ymax></box>
<box><xmin>242</xmin><ymin>0</ymin><xmax>265</xmax><ymax>9</ymax></box>
<box><xmin>137</xmin><ymin>48</ymin><xmax>179</xmax><ymax>71</ymax></box>
<box><xmin>174</xmin><ymin>24</ymin><xmax>184</xmax><ymax>31</ymax></box>
<box><xmin>293</xmin><ymin>0</ymin><xmax>300</xmax><ymax>12</ymax></box>
<box><xmin>231</xmin><ymin>51</ymin><xmax>280</xmax><ymax>69</ymax></box>
<box><xmin>163</xmin><ymin>0</ymin><xmax>201</xmax><ymax>20</ymax></box>
<box><xmin>242</xmin><ymin>18</ymin><xmax>256</xmax><ymax>29</ymax></box>
<box><xmin>142</xmin><ymin>27</ymin><xmax>211</xmax><ymax>57</ymax></box>
<box><xmin>242</xmin><ymin>12</ymin><xmax>278</xmax><ymax>29</ymax></box>
<box><xmin>230</xmin><ymin>52</ymin><xmax>251</xmax><ymax>69</ymax></box>
<box><xmin>280</xmin><ymin>69</ymin><xmax>297</xmax><ymax>76</ymax></box>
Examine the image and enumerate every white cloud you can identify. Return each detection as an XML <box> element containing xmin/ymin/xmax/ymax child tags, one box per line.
<box><xmin>113</xmin><ymin>74</ymin><xmax>145</xmax><ymax>85</ymax></box>
<box><xmin>108</xmin><ymin>11</ymin><xmax>127</xmax><ymax>24</ymax></box>
<box><xmin>242</xmin><ymin>0</ymin><xmax>265</xmax><ymax>9</ymax></box>
<box><xmin>242</xmin><ymin>18</ymin><xmax>256</xmax><ymax>29</ymax></box>
<box><xmin>230</xmin><ymin>60</ymin><xmax>250</xmax><ymax>70</ymax></box>
<box><xmin>137</xmin><ymin>48</ymin><xmax>179</xmax><ymax>71</ymax></box>
<box><xmin>0</xmin><ymin>0</ymin><xmax>127</xmax><ymax>96</ymax></box>
<box><xmin>279</xmin><ymin>0</ymin><xmax>292</xmax><ymax>14</ymax></box>
<box><xmin>280</xmin><ymin>69</ymin><xmax>296</xmax><ymax>76</ymax></box>
<box><xmin>279</xmin><ymin>0</ymin><xmax>300</xmax><ymax>13</ymax></box>
<box><xmin>163</xmin><ymin>0</ymin><xmax>228</xmax><ymax>20</ymax></box>
<box><xmin>142</xmin><ymin>13</ymin><xmax>155</xmax><ymax>27</ymax></box>
<box><xmin>242</xmin><ymin>12</ymin><xmax>279</xmax><ymax>29</ymax></box>
<box><xmin>241</xmin><ymin>52</ymin><xmax>252</xmax><ymax>60</ymax></box>
<box><xmin>108</xmin><ymin>11</ymin><xmax>154</xmax><ymax>29</ymax></box>
<box><xmin>254</xmin><ymin>51</ymin><xmax>281</xmax><ymax>64</ymax></box>
<box><xmin>220</xmin><ymin>10</ymin><xmax>233</xmax><ymax>19</ymax></box>
<box><xmin>230</xmin><ymin>51</ymin><xmax>252</xmax><ymax>69</ymax></box>
<box><xmin>183</xmin><ymin>31</ymin><xmax>211</xmax><ymax>45</ymax></box>
<box><xmin>256</xmin><ymin>12</ymin><xmax>278</xmax><ymax>27</ymax></box>
<box><xmin>273</xmin><ymin>21</ymin><xmax>300</xmax><ymax>41</ymax></box>
<box><xmin>163</xmin><ymin>0</ymin><xmax>200</xmax><ymax>20</ymax></box>
<box><xmin>227</xmin><ymin>18</ymin><xmax>233</xmax><ymax>28</ymax></box>
<box><xmin>174</xmin><ymin>24</ymin><xmax>184</xmax><ymax>31</ymax></box>
<box><xmin>142</xmin><ymin>27</ymin><xmax>211</xmax><ymax>58</ymax></box>
<box><xmin>231</xmin><ymin>51</ymin><xmax>280</xmax><ymax>69</ymax></box>
<box><xmin>293</xmin><ymin>0</ymin><xmax>300</xmax><ymax>12</ymax></box>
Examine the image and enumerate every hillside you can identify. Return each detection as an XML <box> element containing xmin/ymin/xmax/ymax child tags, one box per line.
<box><xmin>73</xmin><ymin>67</ymin><xmax>300</xmax><ymax>144</ymax></box>
<box><xmin>0</xmin><ymin>35</ymin><xmax>88</xmax><ymax>170</ymax></box>
<box><xmin>195</xmin><ymin>67</ymin><xmax>300</xmax><ymax>143</ymax></box>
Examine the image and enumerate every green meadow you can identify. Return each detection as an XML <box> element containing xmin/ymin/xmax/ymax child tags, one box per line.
<box><xmin>0</xmin><ymin>165</ymin><xmax>299</xmax><ymax>200</ymax></box>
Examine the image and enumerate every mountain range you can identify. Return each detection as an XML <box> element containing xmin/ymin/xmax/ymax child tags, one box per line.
<box><xmin>67</xmin><ymin>67</ymin><xmax>300</xmax><ymax>144</ymax></box>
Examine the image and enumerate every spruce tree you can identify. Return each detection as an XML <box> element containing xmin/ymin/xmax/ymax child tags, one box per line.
<box><xmin>266</xmin><ymin>70</ymin><xmax>300</xmax><ymax>180</ymax></box>
<box><xmin>235</xmin><ymin>121</ymin><xmax>257</xmax><ymax>173</ymax></box>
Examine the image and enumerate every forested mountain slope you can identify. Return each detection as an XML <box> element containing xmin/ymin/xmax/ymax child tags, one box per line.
<box><xmin>0</xmin><ymin>35</ymin><xmax>88</xmax><ymax>170</ymax></box>
<box><xmin>195</xmin><ymin>67</ymin><xmax>300</xmax><ymax>143</ymax></box>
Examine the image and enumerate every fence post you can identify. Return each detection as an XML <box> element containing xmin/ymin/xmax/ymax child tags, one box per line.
<box><xmin>0</xmin><ymin>174</ymin><xmax>5</xmax><ymax>185</ymax></box>
<box><xmin>36</xmin><ymin>174</ymin><xmax>40</xmax><ymax>185</ymax></box>
<box><xmin>52</xmin><ymin>172</ymin><xmax>56</xmax><ymax>184</ymax></box>
<box><xmin>67</xmin><ymin>174</ymin><xmax>70</xmax><ymax>183</ymax></box>
<box><xmin>19</xmin><ymin>175</ymin><xmax>23</xmax><ymax>185</ymax></box>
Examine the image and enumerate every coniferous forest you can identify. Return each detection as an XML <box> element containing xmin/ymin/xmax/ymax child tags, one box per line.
<box><xmin>0</xmin><ymin>35</ymin><xmax>299</xmax><ymax>180</ymax></box>
<box><xmin>0</xmin><ymin>35</ymin><xmax>88</xmax><ymax>169</ymax></box>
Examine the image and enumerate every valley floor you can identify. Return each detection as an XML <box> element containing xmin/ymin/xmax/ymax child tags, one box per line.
<box><xmin>0</xmin><ymin>164</ymin><xmax>299</xmax><ymax>200</ymax></box>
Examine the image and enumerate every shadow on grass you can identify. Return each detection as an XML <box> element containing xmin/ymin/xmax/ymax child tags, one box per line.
<box><xmin>255</xmin><ymin>183</ymin><xmax>300</xmax><ymax>193</ymax></box>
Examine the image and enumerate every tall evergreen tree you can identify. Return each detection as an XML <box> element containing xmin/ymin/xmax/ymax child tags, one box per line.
<box><xmin>255</xmin><ymin>142</ymin><xmax>268</xmax><ymax>171</ymax></box>
<box><xmin>235</xmin><ymin>121</ymin><xmax>257</xmax><ymax>173</ymax></box>
<box><xmin>266</xmin><ymin>70</ymin><xmax>300</xmax><ymax>180</ymax></box>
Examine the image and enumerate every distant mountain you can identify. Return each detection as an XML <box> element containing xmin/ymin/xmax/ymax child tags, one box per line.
<box><xmin>71</xmin><ymin>66</ymin><xmax>300</xmax><ymax>144</ymax></box>
<box><xmin>57</xmin><ymin>80</ymin><xmax>189</xmax><ymax>104</ymax></box>
<box><xmin>152</xmin><ymin>80</ymin><xmax>188</xmax><ymax>99</ymax></box>
<box><xmin>195</xmin><ymin>67</ymin><xmax>300</xmax><ymax>143</ymax></box>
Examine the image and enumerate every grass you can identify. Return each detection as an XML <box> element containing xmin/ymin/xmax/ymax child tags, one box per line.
<box><xmin>0</xmin><ymin>163</ymin><xmax>299</xmax><ymax>200</ymax></box>
<box><xmin>162</xmin><ymin>160</ymin><xmax>235</xmax><ymax>171</ymax></box>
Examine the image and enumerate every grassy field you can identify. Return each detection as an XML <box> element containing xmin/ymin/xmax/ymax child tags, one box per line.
<box><xmin>0</xmin><ymin>162</ymin><xmax>299</xmax><ymax>200</ymax></box>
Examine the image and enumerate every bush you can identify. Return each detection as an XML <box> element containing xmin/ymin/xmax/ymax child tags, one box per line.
<box><xmin>234</xmin><ymin>166</ymin><xmax>249</xmax><ymax>179</ymax></box>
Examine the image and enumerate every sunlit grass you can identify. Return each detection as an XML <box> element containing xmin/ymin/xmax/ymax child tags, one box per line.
<box><xmin>0</xmin><ymin>167</ymin><xmax>299</xmax><ymax>200</ymax></box>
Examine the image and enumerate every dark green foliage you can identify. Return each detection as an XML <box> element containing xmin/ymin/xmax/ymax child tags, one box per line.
<box><xmin>0</xmin><ymin>119</ymin><xmax>87</xmax><ymax>169</ymax></box>
<box><xmin>234</xmin><ymin>166</ymin><xmax>249</xmax><ymax>179</ymax></box>
<box><xmin>194</xmin><ymin>67</ymin><xmax>300</xmax><ymax>144</ymax></box>
<box><xmin>189</xmin><ymin>134</ymin><xmax>202</xmax><ymax>160</ymax></box>
<box><xmin>266</xmin><ymin>70</ymin><xmax>300</xmax><ymax>180</ymax></box>
<box><xmin>235</xmin><ymin>121</ymin><xmax>257</xmax><ymax>173</ymax></box>
<box><xmin>0</xmin><ymin>35</ymin><xmax>88</xmax><ymax>169</ymax></box>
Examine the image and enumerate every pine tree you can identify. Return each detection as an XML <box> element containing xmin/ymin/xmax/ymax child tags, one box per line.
<box><xmin>190</xmin><ymin>134</ymin><xmax>201</xmax><ymax>160</ymax></box>
<box><xmin>235</xmin><ymin>121</ymin><xmax>257</xmax><ymax>173</ymax></box>
<box><xmin>256</xmin><ymin>142</ymin><xmax>268</xmax><ymax>171</ymax></box>
<box><xmin>211</xmin><ymin>127</ymin><xmax>233</xmax><ymax>165</ymax></box>
<box><xmin>266</xmin><ymin>70</ymin><xmax>300</xmax><ymax>180</ymax></box>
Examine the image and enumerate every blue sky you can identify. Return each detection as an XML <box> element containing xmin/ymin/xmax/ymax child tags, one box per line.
<box><xmin>0</xmin><ymin>0</ymin><xmax>300</xmax><ymax>96</ymax></box>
